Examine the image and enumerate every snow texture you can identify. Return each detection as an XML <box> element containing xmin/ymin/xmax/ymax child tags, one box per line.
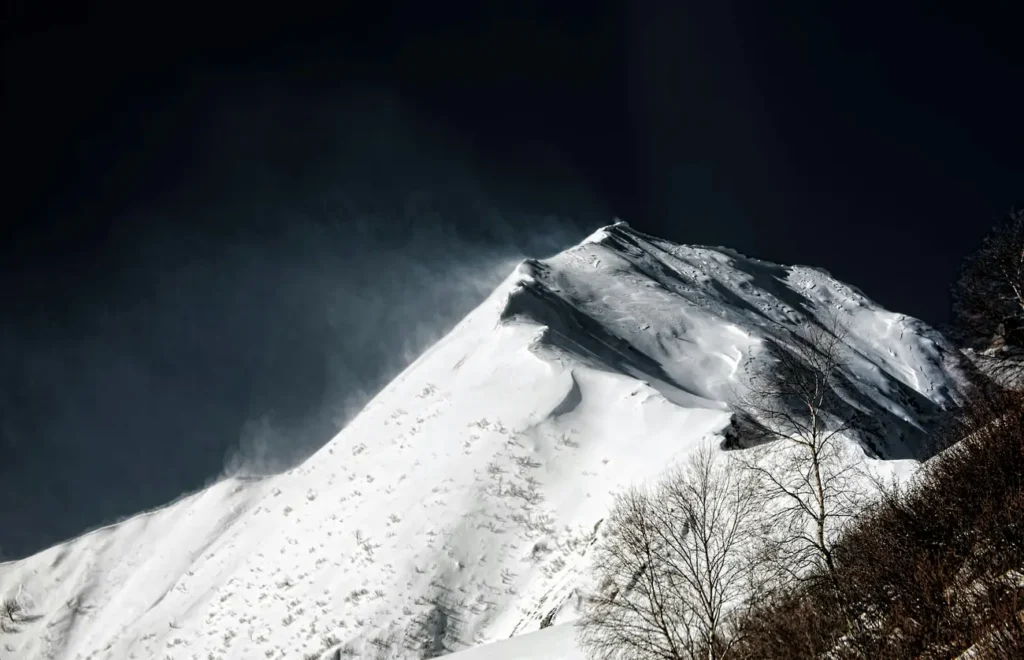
<box><xmin>0</xmin><ymin>223</ymin><xmax>967</xmax><ymax>659</ymax></box>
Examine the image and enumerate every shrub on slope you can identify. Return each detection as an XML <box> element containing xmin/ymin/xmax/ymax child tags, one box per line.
<box><xmin>733</xmin><ymin>386</ymin><xmax>1024</xmax><ymax>659</ymax></box>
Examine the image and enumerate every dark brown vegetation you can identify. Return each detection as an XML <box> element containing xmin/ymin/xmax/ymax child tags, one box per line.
<box><xmin>951</xmin><ymin>209</ymin><xmax>1024</xmax><ymax>386</ymax></box>
<box><xmin>732</xmin><ymin>384</ymin><xmax>1024</xmax><ymax>658</ymax></box>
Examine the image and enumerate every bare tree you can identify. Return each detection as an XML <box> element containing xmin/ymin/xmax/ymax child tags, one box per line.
<box><xmin>951</xmin><ymin>209</ymin><xmax>1024</xmax><ymax>385</ymax></box>
<box><xmin>577</xmin><ymin>444</ymin><xmax>760</xmax><ymax>660</ymax></box>
<box><xmin>732</xmin><ymin>386</ymin><xmax>1024</xmax><ymax>659</ymax></box>
<box><xmin>731</xmin><ymin>317</ymin><xmax>867</xmax><ymax>601</ymax></box>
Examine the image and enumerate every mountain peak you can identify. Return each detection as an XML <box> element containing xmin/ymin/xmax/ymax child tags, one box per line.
<box><xmin>0</xmin><ymin>228</ymin><xmax>968</xmax><ymax>660</ymax></box>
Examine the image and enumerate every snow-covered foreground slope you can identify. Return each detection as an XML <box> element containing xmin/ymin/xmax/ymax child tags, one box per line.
<box><xmin>1</xmin><ymin>223</ymin><xmax>967</xmax><ymax>660</ymax></box>
<box><xmin>446</xmin><ymin>623</ymin><xmax>583</xmax><ymax>660</ymax></box>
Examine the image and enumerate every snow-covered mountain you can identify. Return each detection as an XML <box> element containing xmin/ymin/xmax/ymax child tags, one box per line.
<box><xmin>0</xmin><ymin>223</ymin><xmax>967</xmax><ymax>660</ymax></box>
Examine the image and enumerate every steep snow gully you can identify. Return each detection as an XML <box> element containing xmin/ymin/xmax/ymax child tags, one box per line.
<box><xmin>1</xmin><ymin>223</ymin><xmax>967</xmax><ymax>659</ymax></box>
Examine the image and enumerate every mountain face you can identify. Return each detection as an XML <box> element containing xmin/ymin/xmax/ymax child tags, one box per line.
<box><xmin>0</xmin><ymin>223</ymin><xmax>967</xmax><ymax>660</ymax></box>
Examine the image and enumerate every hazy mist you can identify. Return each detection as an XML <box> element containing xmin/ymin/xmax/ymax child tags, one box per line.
<box><xmin>0</xmin><ymin>91</ymin><xmax>605</xmax><ymax>559</ymax></box>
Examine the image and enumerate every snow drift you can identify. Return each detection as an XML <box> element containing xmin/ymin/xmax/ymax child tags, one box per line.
<box><xmin>0</xmin><ymin>222</ymin><xmax>967</xmax><ymax>659</ymax></box>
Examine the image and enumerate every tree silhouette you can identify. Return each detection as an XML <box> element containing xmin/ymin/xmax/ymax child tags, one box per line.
<box><xmin>577</xmin><ymin>444</ymin><xmax>762</xmax><ymax>660</ymax></box>
<box><xmin>730</xmin><ymin>317</ymin><xmax>867</xmax><ymax>604</ymax></box>
<box><xmin>951</xmin><ymin>210</ymin><xmax>1024</xmax><ymax>383</ymax></box>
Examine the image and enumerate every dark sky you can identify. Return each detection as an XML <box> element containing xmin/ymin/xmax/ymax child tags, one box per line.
<box><xmin>2</xmin><ymin>1</ymin><xmax>1021</xmax><ymax>558</ymax></box>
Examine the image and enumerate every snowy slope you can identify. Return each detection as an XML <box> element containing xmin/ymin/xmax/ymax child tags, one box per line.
<box><xmin>446</xmin><ymin>623</ymin><xmax>583</xmax><ymax>660</ymax></box>
<box><xmin>0</xmin><ymin>223</ymin><xmax>966</xmax><ymax>660</ymax></box>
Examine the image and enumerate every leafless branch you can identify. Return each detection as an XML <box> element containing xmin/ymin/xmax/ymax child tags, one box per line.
<box><xmin>730</xmin><ymin>317</ymin><xmax>869</xmax><ymax>603</ymax></box>
<box><xmin>577</xmin><ymin>444</ymin><xmax>763</xmax><ymax>660</ymax></box>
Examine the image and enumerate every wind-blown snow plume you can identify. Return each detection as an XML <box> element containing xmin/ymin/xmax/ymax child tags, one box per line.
<box><xmin>0</xmin><ymin>92</ymin><xmax>599</xmax><ymax>560</ymax></box>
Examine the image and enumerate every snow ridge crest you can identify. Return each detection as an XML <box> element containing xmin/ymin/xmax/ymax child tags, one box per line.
<box><xmin>0</xmin><ymin>223</ymin><xmax>968</xmax><ymax>660</ymax></box>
